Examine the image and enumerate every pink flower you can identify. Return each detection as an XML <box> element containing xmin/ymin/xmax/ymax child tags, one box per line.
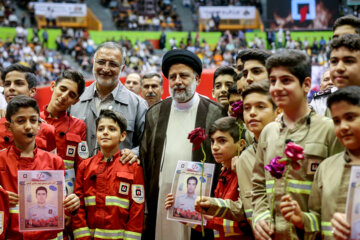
<box><xmin>230</xmin><ymin>100</ymin><xmax>243</xmax><ymax>120</ymax></box>
<box><xmin>265</xmin><ymin>156</ymin><xmax>286</xmax><ymax>179</ymax></box>
<box><xmin>188</xmin><ymin>127</ymin><xmax>208</xmax><ymax>151</ymax></box>
<box><xmin>284</xmin><ymin>142</ymin><xmax>304</xmax><ymax>170</ymax></box>
<box><xmin>284</xmin><ymin>142</ymin><xmax>304</xmax><ymax>161</ymax></box>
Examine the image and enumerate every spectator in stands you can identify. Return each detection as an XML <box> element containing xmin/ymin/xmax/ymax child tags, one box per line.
<box><xmin>141</xmin><ymin>72</ymin><xmax>163</xmax><ymax>106</ymax></box>
<box><xmin>125</xmin><ymin>72</ymin><xmax>141</xmax><ymax>95</ymax></box>
<box><xmin>46</xmin><ymin>6</ymin><xmax>56</xmax><ymax>28</ymax></box>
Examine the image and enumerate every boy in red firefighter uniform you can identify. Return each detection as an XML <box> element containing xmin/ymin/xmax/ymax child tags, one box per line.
<box><xmin>40</xmin><ymin>70</ymin><xmax>88</xmax><ymax>190</ymax></box>
<box><xmin>0</xmin><ymin>95</ymin><xmax>80</xmax><ymax>239</ymax></box>
<box><xmin>166</xmin><ymin>116</ymin><xmax>253</xmax><ymax>239</ymax></box>
<box><xmin>0</xmin><ymin>187</ymin><xmax>9</xmax><ymax>240</ymax></box>
<box><xmin>72</xmin><ymin>109</ymin><xmax>145</xmax><ymax>240</ymax></box>
<box><xmin>0</xmin><ymin>63</ymin><xmax>56</xmax><ymax>152</ymax></box>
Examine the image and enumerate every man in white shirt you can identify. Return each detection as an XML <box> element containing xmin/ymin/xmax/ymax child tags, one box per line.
<box><xmin>141</xmin><ymin>49</ymin><xmax>227</xmax><ymax>240</ymax></box>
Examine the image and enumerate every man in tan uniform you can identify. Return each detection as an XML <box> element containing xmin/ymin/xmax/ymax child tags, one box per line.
<box><xmin>252</xmin><ymin>50</ymin><xmax>343</xmax><ymax>240</ymax></box>
<box><xmin>279</xmin><ymin>86</ymin><xmax>360</xmax><ymax>239</ymax></box>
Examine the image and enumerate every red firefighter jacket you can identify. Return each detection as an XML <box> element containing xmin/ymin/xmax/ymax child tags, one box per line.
<box><xmin>72</xmin><ymin>150</ymin><xmax>145</xmax><ymax>240</ymax></box>
<box><xmin>0</xmin><ymin>144</ymin><xmax>64</xmax><ymax>239</ymax></box>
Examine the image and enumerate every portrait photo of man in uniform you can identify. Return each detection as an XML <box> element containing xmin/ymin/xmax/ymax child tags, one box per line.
<box><xmin>26</xmin><ymin>186</ymin><xmax>58</xmax><ymax>228</ymax></box>
<box><xmin>173</xmin><ymin>176</ymin><xmax>201</xmax><ymax>221</ymax></box>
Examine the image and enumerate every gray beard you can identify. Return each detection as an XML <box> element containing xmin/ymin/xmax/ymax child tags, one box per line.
<box><xmin>169</xmin><ymin>80</ymin><xmax>197</xmax><ymax>103</ymax></box>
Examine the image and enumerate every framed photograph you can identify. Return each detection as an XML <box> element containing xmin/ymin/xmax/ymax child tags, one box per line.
<box><xmin>18</xmin><ymin>170</ymin><xmax>64</xmax><ymax>232</ymax></box>
<box><xmin>345</xmin><ymin>166</ymin><xmax>360</xmax><ymax>240</ymax></box>
<box><xmin>167</xmin><ymin>160</ymin><xmax>215</xmax><ymax>225</ymax></box>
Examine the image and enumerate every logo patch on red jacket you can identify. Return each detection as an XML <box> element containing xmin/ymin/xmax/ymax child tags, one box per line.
<box><xmin>66</xmin><ymin>145</ymin><xmax>76</xmax><ymax>157</ymax></box>
<box><xmin>132</xmin><ymin>185</ymin><xmax>144</xmax><ymax>204</ymax></box>
<box><xmin>119</xmin><ymin>182</ymin><xmax>129</xmax><ymax>195</ymax></box>
<box><xmin>78</xmin><ymin>141</ymin><xmax>89</xmax><ymax>159</ymax></box>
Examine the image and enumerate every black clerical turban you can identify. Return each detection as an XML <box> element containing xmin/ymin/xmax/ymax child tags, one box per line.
<box><xmin>161</xmin><ymin>49</ymin><xmax>202</xmax><ymax>78</ymax></box>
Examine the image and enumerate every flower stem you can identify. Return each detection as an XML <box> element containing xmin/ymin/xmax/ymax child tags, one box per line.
<box><xmin>270</xmin><ymin>180</ymin><xmax>275</xmax><ymax>230</ymax></box>
<box><xmin>200</xmin><ymin>143</ymin><xmax>206</xmax><ymax>237</ymax></box>
<box><xmin>284</xmin><ymin>164</ymin><xmax>293</xmax><ymax>240</ymax></box>
<box><xmin>236</xmin><ymin>121</ymin><xmax>243</xmax><ymax>157</ymax></box>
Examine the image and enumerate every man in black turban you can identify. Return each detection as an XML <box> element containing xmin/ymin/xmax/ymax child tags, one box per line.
<box><xmin>140</xmin><ymin>49</ymin><xmax>227</xmax><ymax>240</ymax></box>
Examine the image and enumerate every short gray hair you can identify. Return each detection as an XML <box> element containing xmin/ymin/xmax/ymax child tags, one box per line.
<box><xmin>142</xmin><ymin>72</ymin><xmax>163</xmax><ymax>86</ymax></box>
<box><xmin>94</xmin><ymin>42</ymin><xmax>126</xmax><ymax>66</ymax></box>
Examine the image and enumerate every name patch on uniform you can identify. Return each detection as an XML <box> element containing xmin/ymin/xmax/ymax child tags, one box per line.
<box><xmin>132</xmin><ymin>185</ymin><xmax>144</xmax><ymax>204</ymax></box>
<box><xmin>0</xmin><ymin>211</ymin><xmax>3</xmax><ymax>235</ymax></box>
<box><xmin>66</xmin><ymin>145</ymin><xmax>76</xmax><ymax>157</ymax></box>
<box><xmin>307</xmin><ymin>159</ymin><xmax>321</xmax><ymax>175</ymax></box>
<box><xmin>78</xmin><ymin>141</ymin><xmax>89</xmax><ymax>159</ymax></box>
<box><xmin>119</xmin><ymin>182</ymin><xmax>129</xmax><ymax>195</ymax></box>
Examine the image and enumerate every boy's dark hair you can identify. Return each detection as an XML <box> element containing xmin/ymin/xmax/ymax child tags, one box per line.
<box><xmin>2</xmin><ymin>64</ymin><xmax>37</xmax><ymax>89</ymax></box>
<box><xmin>327</xmin><ymin>86</ymin><xmax>360</xmax><ymax>109</ymax></box>
<box><xmin>331</xmin><ymin>34</ymin><xmax>360</xmax><ymax>52</ymax></box>
<box><xmin>235</xmin><ymin>52</ymin><xmax>244</xmax><ymax>72</ymax></box>
<box><xmin>266</xmin><ymin>49</ymin><xmax>311</xmax><ymax>85</ymax></box>
<box><xmin>55</xmin><ymin>70</ymin><xmax>85</xmax><ymax>98</ymax></box>
<box><xmin>235</xmin><ymin>72</ymin><xmax>242</xmax><ymax>82</ymax></box>
<box><xmin>227</xmin><ymin>83</ymin><xmax>239</xmax><ymax>99</ymax></box>
<box><xmin>96</xmin><ymin>109</ymin><xmax>128</xmax><ymax>134</ymax></box>
<box><xmin>209</xmin><ymin>116</ymin><xmax>245</xmax><ymax>143</ymax></box>
<box><xmin>213</xmin><ymin>66</ymin><xmax>237</xmax><ymax>86</ymax></box>
<box><xmin>6</xmin><ymin>95</ymin><xmax>40</xmax><ymax>122</ymax></box>
<box><xmin>239</xmin><ymin>49</ymin><xmax>272</xmax><ymax>67</ymax></box>
<box><xmin>333</xmin><ymin>15</ymin><xmax>360</xmax><ymax>36</ymax></box>
<box><xmin>187</xmin><ymin>176</ymin><xmax>198</xmax><ymax>185</ymax></box>
<box><xmin>242</xmin><ymin>80</ymin><xmax>276</xmax><ymax>110</ymax></box>
<box><xmin>36</xmin><ymin>186</ymin><xmax>48</xmax><ymax>195</ymax></box>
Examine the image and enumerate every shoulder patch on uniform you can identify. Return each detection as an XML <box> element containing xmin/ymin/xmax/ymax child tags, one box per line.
<box><xmin>132</xmin><ymin>185</ymin><xmax>144</xmax><ymax>204</ymax></box>
<box><xmin>119</xmin><ymin>182</ymin><xmax>130</xmax><ymax>195</ymax></box>
<box><xmin>78</xmin><ymin>141</ymin><xmax>89</xmax><ymax>159</ymax></box>
<box><xmin>66</xmin><ymin>145</ymin><xmax>76</xmax><ymax>157</ymax></box>
<box><xmin>0</xmin><ymin>211</ymin><xmax>3</xmax><ymax>235</ymax></box>
<box><xmin>313</xmin><ymin>89</ymin><xmax>332</xmax><ymax>99</ymax></box>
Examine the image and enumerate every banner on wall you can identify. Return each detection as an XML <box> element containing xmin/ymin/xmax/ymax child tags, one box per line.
<box><xmin>29</xmin><ymin>2</ymin><xmax>87</xmax><ymax>17</ymax></box>
<box><xmin>199</xmin><ymin>6</ymin><xmax>256</xmax><ymax>20</ymax></box>
<box><xmin>266</xmin><ymin>0</ymin><xmax>339</xmax><ymax>30</ymax></box>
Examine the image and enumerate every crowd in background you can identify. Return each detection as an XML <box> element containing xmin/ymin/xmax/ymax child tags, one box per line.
<box><xmin>0</xmin><ymin>0</ymin><xmax>357</xmax><ymax>86</ymax></box>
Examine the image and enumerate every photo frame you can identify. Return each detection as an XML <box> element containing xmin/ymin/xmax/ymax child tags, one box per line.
<box><xmin>167</xmin><ymin>160</ymin><xmax>215</xmax><ymax>225</ymax></box>
<box><xmin>345</xmin><ymin>166</ymin><xmax>360</xmax><ymax>240</ymax></box>
<box><xmin>18</xmin><ymin>170</ymin><xmax>64</xmax><ymax>232</ymax></box>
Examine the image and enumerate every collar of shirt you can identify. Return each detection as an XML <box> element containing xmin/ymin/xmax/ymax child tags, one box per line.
<box><xmin>344</xmin><ymin>149</ymin><xmax>360</xmax><ymax>165</ymax></box>
<box><xmin>94</xmin><ymin>82</ymin><xmax>120</xmax><ymax>100</ymax></box>
<box><xmin>11</xmin><ymin>143</ymin><xmax>38</xmax><ymax>159</ymax></box>
<box><xmin>94</xmin><ymin>149</ymin><xmax>121</xmax><ymax>164</ymax></box>
<box><xmin>172</xmin><ymin>92</ymin><xmax>199</xmax><ymax>111</ymax></box>
<box><xmin>94</xmin><ymin>83</ymin><xmax>120</xmax><ymax>113</ymax></box>
<box><xmin>280</xmin><ymin>109</ymin><xmax>314</xmax><ymax>131</ymax></box>
<box><xmin>43</xmin><ymin>105</ymin><xmax>67</xmax><ymax>119</ymax></box>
